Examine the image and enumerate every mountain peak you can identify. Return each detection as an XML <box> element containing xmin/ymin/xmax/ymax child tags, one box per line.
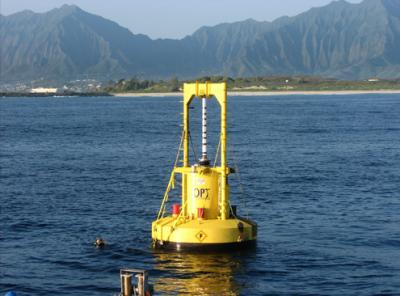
<box><xmin>7</xmin><ymin>9</ymin><xmax>35</xmax><ymax>18</ymax></box>
<box><xmin>330</xmin><ymin>0</ymin><xmax>347</xmax><ymax>5</ymax></box>
<box><xmin>323</xmin><ymin>0</ymin><xmax>350</xmax><ymax>8</ymax></box>
<box><xmin>47</xmin><ymin>4</ymin><xmax>84</xmax><ymax>17</ymax></box>
<box><xmin>242</xmin><ymin>18</ymin><xmax>258</xmax><ymax>23</ymax></box>
<box><xmin>59</xmin><ymin>4</ymin><xmax>82</xmax><ymax>12</ymax></box>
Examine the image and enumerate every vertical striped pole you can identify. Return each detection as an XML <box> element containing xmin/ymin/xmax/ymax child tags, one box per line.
<box><xmin>202</xmin><ymin>98</ymin><xmax>207</xmax><ymax>160</ymax></box>
<box><xmin>199</xmin><ymin>97</ymin><xmax>210</xmax><ymax>165</ymax></box>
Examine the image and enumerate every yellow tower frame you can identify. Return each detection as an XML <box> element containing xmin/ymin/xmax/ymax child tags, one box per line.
<box><xmin>152</xmin><ymin>82</ymin><xmax>257</xmax><ymax>250</ymax></box>
<box><xmin>182</xmin><ymin>82</ymin><xmax>229</xmax><ymax>220</ymax></box>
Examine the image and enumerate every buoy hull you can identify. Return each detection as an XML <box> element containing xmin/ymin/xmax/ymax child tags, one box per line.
<box><xmin>152</xmin><ymin>216</ymin><xmax>257</xmax><ymax>252</ymax></box>
<box><xmin>153</xmin><ymin>239</ymin><xmax>256</xmax><ymax>252</ymax></box>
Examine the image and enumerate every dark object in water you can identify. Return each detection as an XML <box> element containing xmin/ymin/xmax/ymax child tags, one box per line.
<box><xmin>95</xmin><ymin>237</ymin><xmax>105</xmax><ymax>248</ymax></box>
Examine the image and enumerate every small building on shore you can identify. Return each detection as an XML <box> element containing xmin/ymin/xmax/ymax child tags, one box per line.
<box><xmin>30</xmin><ymin>87</ymin><xmax>58</xmax><ymax>94</ymax></box>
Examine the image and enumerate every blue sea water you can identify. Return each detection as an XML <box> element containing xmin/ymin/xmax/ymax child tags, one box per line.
<box><xmin>1</xmin><ymin>94</ymin><xmax>400</xmax><ymax>295</ymax></box>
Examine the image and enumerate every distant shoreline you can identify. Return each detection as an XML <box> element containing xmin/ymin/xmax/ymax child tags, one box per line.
<box><xmin>3</xmin><ymin>90</ymin><xmax>400</xmax><ymax>98</ymax></box>
<box><xmin>0</xmin><ymin>92</ymin><xmax>111</xmax><ymax>98</ymax></box>
<box><xmin>113</xmin><ymin>90</ymin><xmax>400</xmax><ymax>97</ymax></box>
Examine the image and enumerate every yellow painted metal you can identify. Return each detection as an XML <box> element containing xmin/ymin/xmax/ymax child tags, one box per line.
<box><xmin>182</xmin><ymin>82</ymin><xmax>229</xmax><ymax>220</ymax></box>
<box><xmin>152</xmin><ymin>218</ymin><xmax>255</xmax><ymax>244</ymax></box>
<box><xmin>186</xmin><ymin>166</ymin><xmax>219</xmax><ymax>219</ymax></box>
<box><xmin>152</xmin><ymin>82</ymin><xmax>256</xmax><ymax>248</ymax></box>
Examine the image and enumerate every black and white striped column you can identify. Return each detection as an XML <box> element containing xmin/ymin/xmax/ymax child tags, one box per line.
<box><xmin>199</xmin><ymin>97</ymin><xmax>210</xmax><ymax>165</ymax></box>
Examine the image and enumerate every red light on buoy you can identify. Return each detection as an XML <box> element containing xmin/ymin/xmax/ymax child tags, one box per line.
<box><xmin>172</xmin><ymin>204</ymin><xmax>181</xmax><ymax>216</ymax></box>
<box><xmin>197</xmin><ymin>208</ymin><xmax>205</xmax><ymax>219</ymax></box>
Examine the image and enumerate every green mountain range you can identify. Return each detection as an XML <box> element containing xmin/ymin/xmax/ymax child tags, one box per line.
<box><xmin>1</xmin><ymin>0</ymin><xmax>400</xmax><ymax>82</ymax></box>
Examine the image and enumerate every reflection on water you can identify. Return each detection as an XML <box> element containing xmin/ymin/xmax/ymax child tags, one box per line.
<box><xmin>153</xmin><ymin>251</ymin><xmax>253</xmax><ymax>295</ymax></box>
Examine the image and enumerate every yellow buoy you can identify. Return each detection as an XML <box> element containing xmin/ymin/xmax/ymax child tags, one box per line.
<box><xmin>152</xmin><ymin>82</ymin><xmax>257</xmax><ymax>251</ymax></box>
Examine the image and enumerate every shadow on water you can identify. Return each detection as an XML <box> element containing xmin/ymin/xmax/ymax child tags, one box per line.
<box><xmin>151</xmin><ymin>249</ymin><xmax>256</xmax><ymax>295</ymax></box>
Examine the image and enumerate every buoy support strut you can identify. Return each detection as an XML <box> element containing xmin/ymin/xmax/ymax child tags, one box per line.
<box><xmin>182</xmin><ymin>82</ymin><xmax>228</xmax><ymax>219</ymax></box>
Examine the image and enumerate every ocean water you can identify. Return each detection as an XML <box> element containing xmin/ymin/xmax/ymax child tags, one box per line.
<box><xmin>1</xmin><ymin>94</ymin><xmax>400</xmax><ymax>295</ymax></box>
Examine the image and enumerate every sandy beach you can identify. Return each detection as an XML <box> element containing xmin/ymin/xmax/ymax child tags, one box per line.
<box><xmin>113</xmin><ymin>90</ymin><xmax>400</xmax><ymax>97</ymax></box>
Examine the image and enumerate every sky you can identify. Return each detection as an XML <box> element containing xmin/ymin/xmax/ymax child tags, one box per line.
<box><xmin>1</xmin><ymin>0</ymin><xmax>363</xmax><ymax>39</ymax></box>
